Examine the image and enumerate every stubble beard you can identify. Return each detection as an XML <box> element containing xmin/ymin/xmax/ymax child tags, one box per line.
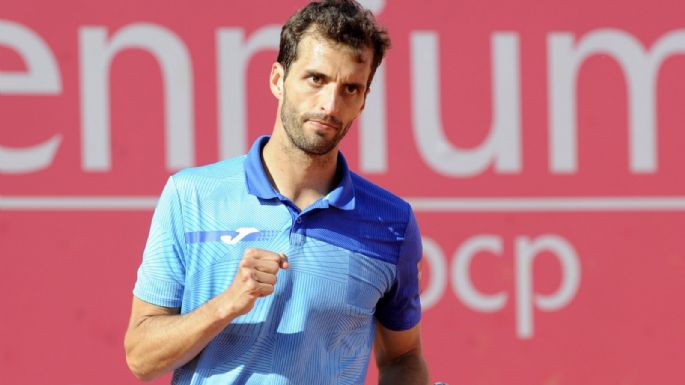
<box><xmin>280</xmin><ymin>90</ymin><xmax>351</xmax><ymax>156</ymax></box>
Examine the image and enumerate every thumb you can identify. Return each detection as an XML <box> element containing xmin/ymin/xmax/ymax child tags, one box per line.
<box><xmin>278</xmin><ymin>253</ymin><xmax>289</xmax><ymax>269</ymax></box>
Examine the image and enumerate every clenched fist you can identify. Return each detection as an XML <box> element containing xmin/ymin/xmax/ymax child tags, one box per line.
<box><xmin>223</xmin><ymin>248</ymin><xmax>288</xmax><ymax>316</ymax></box>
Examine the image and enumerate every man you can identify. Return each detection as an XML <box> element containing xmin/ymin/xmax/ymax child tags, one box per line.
<box><xmin>124</xmin><ymin>1</ymin><xmax>429</xmax><ymax>384</ymax></box>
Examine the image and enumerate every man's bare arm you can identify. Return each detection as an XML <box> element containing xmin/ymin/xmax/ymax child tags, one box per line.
<box><xmin>124</xmin><ymin>295</ymin><xmax>234</xmax><ymax>381</ymax></box>
<box><xmin>374</xmin><ymin>322</ymin><xmax>430</xmax><ymax>385</ymax></box>
<box><xmin>124</xmin><ymin>249</ymin><xmax>287</xmax><ymax>381</ymax></box>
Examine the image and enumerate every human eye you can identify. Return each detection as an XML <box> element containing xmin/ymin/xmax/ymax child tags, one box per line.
<box><xmin>344</xmin><ymin>84</ymin><xmax>360</xmax><ymax>95</ymax></box>
<box><xmin>307</xmin><ymin>74</ymin><xmax>323</xmax><ymax>85</ymax></box>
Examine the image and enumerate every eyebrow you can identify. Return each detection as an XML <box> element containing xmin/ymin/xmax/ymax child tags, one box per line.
<box><xmin>303</xmin><ymin>70</ymin><xmax>366</xmax><ymax>90</ymax></box>
<box><xmin>303</xmin><ymin>70</ymin><xmax>328</xmax><ymax>81</ymax></box>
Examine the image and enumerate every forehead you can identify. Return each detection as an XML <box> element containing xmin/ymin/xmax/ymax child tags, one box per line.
<box><xmin>291</xmin><ymin>33</ymin><xmax>373</xmax><ymax>82</ymax></box>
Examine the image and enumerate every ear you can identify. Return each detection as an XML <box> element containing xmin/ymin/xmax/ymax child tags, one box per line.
<box><xmin>270</xmin><ymin>62</ymin><xmax>285</xmax><ymax>100</ymax></box>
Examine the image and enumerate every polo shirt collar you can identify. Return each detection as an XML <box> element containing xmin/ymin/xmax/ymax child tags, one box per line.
<box><xmin>245</xmin><ymin>135</ymin><xmax>356</xmax><ymax>211</ymax></box>
<box><xmin>245</xmin><ymin>136</ymin><xmax>279</xmax><ymax>200</ymax></box>
<box><xmin>327</xmin><ymin>152</ymin><xmax>355</xmax><ymax>210</ymax></box>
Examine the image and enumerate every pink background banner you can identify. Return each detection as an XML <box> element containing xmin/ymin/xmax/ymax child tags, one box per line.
<box><xmin>2</xmin><ymin>0</ymin><xmax>685</xmax><ymax>384</ymax></box>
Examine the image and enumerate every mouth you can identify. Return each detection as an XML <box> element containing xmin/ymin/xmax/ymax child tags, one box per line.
<box><xmin>307</xmin><ymin>119</ymin><xmax>341</xmax><ymax>131</ymax></box>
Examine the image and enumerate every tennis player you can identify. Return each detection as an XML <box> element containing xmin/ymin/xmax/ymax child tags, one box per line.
<box><xmin>125</xmin><ymin>1</ymin><xmax>429</xmax><ymax>384</ymax></box>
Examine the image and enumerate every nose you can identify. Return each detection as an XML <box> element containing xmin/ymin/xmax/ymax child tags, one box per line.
<box><xmin>319</xmin><ymin>84</ymin><xmax>341</xmax><ymax>116</ymax></box>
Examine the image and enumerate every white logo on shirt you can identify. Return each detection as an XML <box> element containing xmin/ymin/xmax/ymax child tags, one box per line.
<box><xmin>220</xmin><ymin>227</ymin><xmax>259</xmax><ymax>245</ymax></box>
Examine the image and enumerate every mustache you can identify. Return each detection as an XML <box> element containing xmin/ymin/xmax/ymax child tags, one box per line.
<box><xmin>302</xmin><ymin>113</ymin><xmax>342</xmax><ymax>129</ymax></box>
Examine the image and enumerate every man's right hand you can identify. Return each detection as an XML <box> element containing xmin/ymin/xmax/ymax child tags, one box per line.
<box><xmin>223</xmin><ymin>248</ymin><xmax>289</xmax><ymax>316</ymax></box>
<box><xmin>124</xmin><ymin>248</ymin><xmax>288</xmax><ymax>380</ymax></box>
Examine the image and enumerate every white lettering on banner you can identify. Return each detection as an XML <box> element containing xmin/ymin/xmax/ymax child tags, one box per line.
<box><xmin>359</xmin><ymin>63</ymin><xmax>387</xmax><ymax>173</ymax></box>
<box><xmin>452</xmin><ymin>235</ymin><xmax>508</xmax><ymax>312</ymax></box>
<box><xmin>357</xmin><ymin>0</ymin><xmax>385</xmax><ymax>14</ymax></box>
<box><xmin>1</xmin><ymin>20</ymin><xmax>680</xmax><ymax>176</ymax></box>
<box><xmin>419</xmin><ymin>237</ymin><xmax>448</xmax><ymax>310</ymax></box>
<box><xmin>410</xmin><ymin>32</ymin><xmax>522</xmax><ymax>177</ymax></box>
<box><xmin>79</xmin><ymin>24</ymin><xmax>194</xmax><ymax>171</ymax></box>
<box><xmin>422</xmin><ymin>234</ymin><xmax>581</xmax><ymax>339</ymax></box>
<box><xmin>515</xmin><ymin>235</ymin><xmax>581</xmax><ymax>339</ymax></box>
<box><xmin>358</xmin><ymin>0</ymin><xmax>389</xmax><ymax>174</ymax></box>
<box><xmin>217</xmin><ymin>26</ymin><xmax>280</xmax><ymax>160</ymax></box>
<box><xmin>549</xmin><ymin>29</ymin><xmax>685</xmax><ymax>174</ymax></box>
<box><xmin>0</xmin><ymin>20</ymin><xmax>62</xmax><ymax>173</ymax></box>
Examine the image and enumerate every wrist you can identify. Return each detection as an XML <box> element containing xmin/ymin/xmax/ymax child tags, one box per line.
<box><xmin>206</xmin><ymin>292</ymin><xmax>240</xmax><ymax>325</ymax></box>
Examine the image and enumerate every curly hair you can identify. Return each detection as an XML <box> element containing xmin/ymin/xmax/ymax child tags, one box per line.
<box><xmin>277</xmin><ymin>0</ymin><xmax>391</xmax><ymax>86</ymax></box>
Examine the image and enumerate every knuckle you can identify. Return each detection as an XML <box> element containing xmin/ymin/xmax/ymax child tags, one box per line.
<box><xmin>250</xmin><ymin>271</ymin><xmax>260</xmax><ymax>282</ymax></box>
<box><xmin>266</xmin><ymin>261</ymin><xmax>279</xmax><ymax>272</ymax></box>
<box><xmin>262</xmin><ymin>284</ymin><xmax>275</xmax><ymax>295</ymax></box>
<box><xmin>239</xmin><ymin>258</ymin><xmax>252</xmax><ymax>269</ymax></box>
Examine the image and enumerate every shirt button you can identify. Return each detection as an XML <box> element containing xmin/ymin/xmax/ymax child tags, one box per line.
<box><xmin>296</xmin><ymin>217</ymin><xmax>302</xmax><ymax>224</ymax></box>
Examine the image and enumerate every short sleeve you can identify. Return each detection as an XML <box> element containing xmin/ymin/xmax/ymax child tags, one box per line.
<box><xmin>375</xmin><ymin>209</ymin><xmax>423</xmax><ymax>331</ymax></box>
<box><xmin>133</xmin><ymin>176</ymin><xmax>187</xmax><ymax>308</ymax></box>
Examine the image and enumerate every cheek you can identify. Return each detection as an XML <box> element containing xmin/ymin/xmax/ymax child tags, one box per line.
<box><xmin>289</xmin><ymin>91</ymin><xmax>314</xmax><ymax>112</ymax></box>
<box><xmin>344</xmin><ymin>100</ymin><xmax>365</xmax><ymax>119</ymax></box>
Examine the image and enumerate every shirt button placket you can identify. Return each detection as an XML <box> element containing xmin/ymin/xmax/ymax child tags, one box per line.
<box><xmin>290</xmin><ymin>216</ymin><xmax>305</xmax><ymax>245</ymax></box>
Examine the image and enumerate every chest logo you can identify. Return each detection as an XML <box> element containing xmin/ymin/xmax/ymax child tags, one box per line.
<box><xmin>220</xmin><ymin>227</ymin><xmax>259</xmax><ymax>245</ymax></box>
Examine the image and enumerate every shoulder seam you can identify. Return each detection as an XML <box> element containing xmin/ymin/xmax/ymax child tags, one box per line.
<box><xmin>168</xmin><ymin>175</ymin><xmax>189</xmax><ymax>259</ymax></box>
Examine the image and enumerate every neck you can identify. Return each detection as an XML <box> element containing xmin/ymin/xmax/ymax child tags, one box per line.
<box><xmin>262</xmin><ymin>129</ymin><xmax>340</xmax><ymax>210</ymax></box>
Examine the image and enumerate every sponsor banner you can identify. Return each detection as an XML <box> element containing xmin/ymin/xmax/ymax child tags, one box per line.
<box><xmin>2</xmin><ymin>0</ymin><xmax>685</xmax><ymax>384</ymax></box>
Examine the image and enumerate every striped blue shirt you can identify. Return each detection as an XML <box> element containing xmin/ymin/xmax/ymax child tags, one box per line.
<box><xmin>133</xmin><ymin>136</ymin><xmax>422</xmax><ymax>385</ymax></box>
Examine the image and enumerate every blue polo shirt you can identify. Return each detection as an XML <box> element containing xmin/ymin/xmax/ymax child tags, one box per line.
<box><xmin>133</xmin><ymin>136</ymin><xmax>422</xmax><ymax>385</ymax></box>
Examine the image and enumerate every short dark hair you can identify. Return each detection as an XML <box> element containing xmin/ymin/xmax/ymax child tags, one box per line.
<box><xmin>277</xmin><ymin>0</ymin><xmax>391</xmax><ymax>86</ymax></box>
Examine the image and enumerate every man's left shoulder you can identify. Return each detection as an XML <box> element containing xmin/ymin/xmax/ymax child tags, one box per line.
<box><xmin>350</xmin><ymin>172</ymin><xmax>413</xmax><ymax>220</ymax></box>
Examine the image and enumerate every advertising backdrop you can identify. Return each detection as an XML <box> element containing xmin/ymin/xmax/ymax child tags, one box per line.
<box><xmin>2</xmin><ymin>0</ymin><xmax>685</xmax><ymax>384</ymax></box>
